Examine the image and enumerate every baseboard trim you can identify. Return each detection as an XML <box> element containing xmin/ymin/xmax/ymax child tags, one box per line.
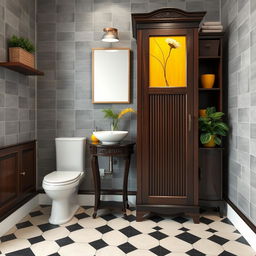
<box><xmin>227</xmin><ymin>201</ymin><xmax>256</xmax><ymax>251</ymax></box>
<box><xmin>38</xmin><ymin>193</ymin><xmax>136</xmax><ymax>207</ymax></box>
<box><xmin>0</xmin><ymin>194</ymin><xmax>39</xmax><ymax>237</ymax></box>
<box><xmin>37</xmin><ymin>189</ymin><xmax>137</xmax><ymax>195</ymax></box>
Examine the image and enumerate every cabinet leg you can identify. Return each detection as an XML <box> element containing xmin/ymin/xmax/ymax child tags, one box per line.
<box><xmin>219</xmin><ymin>202</ymin><xmax>226</xmax><ymax>218</ymax></box>
<box><xmin>136</xmin><ymin>211</ymin><xmax>147</xmax><ymax>222</ymax></box>
<box><xmin>91</xmin><ymin>155</ymin><xmax>101</xmax><ymax>219</ymax></box>
<box><xmin>122</xmin><ymin>155</ymin><xmax>131</xmax><ymax>214</ymax></box>
<box><xmin>189</xmin><ymin>213</ymin><xmax>200</xmax><ymax>224</ymax></box>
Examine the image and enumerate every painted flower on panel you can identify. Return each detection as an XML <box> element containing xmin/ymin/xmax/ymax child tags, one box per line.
<box><xmin>151</xmin><ymin>38</ymin><xmax>180</xmax><ymax>87</ymax></box>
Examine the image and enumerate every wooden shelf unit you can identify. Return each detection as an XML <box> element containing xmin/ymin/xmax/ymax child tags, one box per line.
<box><xmin>0</xmin><ymin>62</ymin><xmax>44</xmax><ymax>76</ymax></box>
<box><xmin>198</xmin><ymin>32</ymin><xmax>225</xmax><ymax>217</ymax></box>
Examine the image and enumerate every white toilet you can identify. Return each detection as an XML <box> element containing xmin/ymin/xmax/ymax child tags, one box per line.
<box><xmin>42</xmin><ymin>137</ymin><xmax>86</xmax><ymax>225</ymax></box>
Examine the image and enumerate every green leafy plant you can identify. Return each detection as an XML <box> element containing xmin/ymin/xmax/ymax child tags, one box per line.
<box><xmin>102</xmin><ymin>108</ymin><xmax>136</xmax><ymax>131</ymax></box>
<box><xmin>8</xmin><ymin>35</ymin><xmax>35</xmax><ymax>53</ymax></box>
<box><xmin>199</xmin><ymin>107</ymin><xmax>229</xmax><ymax>146</ymax></box>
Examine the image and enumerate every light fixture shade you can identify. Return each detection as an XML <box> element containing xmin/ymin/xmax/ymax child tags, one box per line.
<box><xmin>102</xmin><ymin>27</ymin><xmax>119</xmax><ymax>42</ymax></box>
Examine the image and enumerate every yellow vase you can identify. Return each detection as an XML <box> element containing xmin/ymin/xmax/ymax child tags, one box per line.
<box><xmin>91</xmin><ymin>134</ymin><xmax>99</xmax><ymax>143</ymax></box>
<box><xmin>201</xmin><ymin>74</ymin><xmax>215</xmax><ymax>88</ymax></box>
<box><xmin>203</xmin><ymin>135</ymin><xmax>216</xmax><ymax>148</ymax></box>
<box><xmin>199</xmin><ymin>109</ymin><xmax>207</xmax><ymax>117</ymax></box>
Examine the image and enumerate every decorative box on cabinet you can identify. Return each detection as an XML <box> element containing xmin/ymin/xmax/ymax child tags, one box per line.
<box><xmin>132</xmin><ymin>8</ymin><xmax>206</xmax><ymax>223</ymax></box>
<box><xmin>0</xmin><ymin>141</ymin><xmax>36</xmax><ymax>219</ymax></box>
<box><xmin>198</xmin><ymin>32</ymin><xmax>225</xmax><ymax>216</ymax></box>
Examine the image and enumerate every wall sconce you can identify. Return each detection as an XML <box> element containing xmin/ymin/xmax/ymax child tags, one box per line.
<box><xmin>101</xmin><ymin>27</ymin><xmax>119</xmax><ymax>42</ymax></box>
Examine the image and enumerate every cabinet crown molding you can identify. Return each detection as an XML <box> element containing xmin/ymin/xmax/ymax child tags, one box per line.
<box><xmin>132</xmin><ymin>8</ymin><xmax>206</xmax><ymax>38</ymax></box>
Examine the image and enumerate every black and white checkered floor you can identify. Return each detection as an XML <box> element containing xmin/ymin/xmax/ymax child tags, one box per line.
<box><xmin>0</xmin><ymin>205</ymin><xmax>255</xmax><ymax>256</ymax></box>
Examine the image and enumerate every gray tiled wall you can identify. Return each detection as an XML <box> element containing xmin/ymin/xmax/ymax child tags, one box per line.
<box><xmin>0</xmin><ymin>0</ymin><xmax>36</xmax><ymax>146</ymax></box>
<box><xmin>221</xmin><ymin>0</ymin><xmax>256</xmax><ymax>225</ymax></box>
<box><xmin>36</xmin><ymin>0</ymin><xmax>220</xmax><ymax>191</ymax></box>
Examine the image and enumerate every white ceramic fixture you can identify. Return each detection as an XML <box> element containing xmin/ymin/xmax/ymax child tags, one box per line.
<box><xmin>93</xmin><ymin>131</ymin><xmax>128</xmax><ymax>145</ymax></box>
<box><xmin>42</xmin><ymin>137</ymin><xmax>85</xmax><ymax>225</ymax></box>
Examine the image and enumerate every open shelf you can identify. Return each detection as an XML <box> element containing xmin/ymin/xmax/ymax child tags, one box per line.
<box><xmin>199</xmin><ymin>88</ymin><xmax>221</xmax><ymax>91</ymax></box>
<box><xmin>0</xmin><ymin>62</ymin><xmax>44</xmax><ymax>76</ymax></box>
<box><xmin>199</xmin><ymin>147</ymin><xmax>224</xmax><ymax>150</ymax></box>
<box><xmin>199</xmin><ymin>56</ymin><xmax>221</xmax><ymax>59</ymax></box>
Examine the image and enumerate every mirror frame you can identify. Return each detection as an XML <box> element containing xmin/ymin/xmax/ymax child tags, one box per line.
<box><xmin>92</xmin><ymin>48</ymin><xmax>131</xmax><ymax>104</ymax></box>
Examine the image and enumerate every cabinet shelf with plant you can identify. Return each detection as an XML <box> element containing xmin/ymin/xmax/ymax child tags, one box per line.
<box><xmin>198</xmin><ymin>32</ymin><xmax>227</xmax><ymax>217</ymax></box>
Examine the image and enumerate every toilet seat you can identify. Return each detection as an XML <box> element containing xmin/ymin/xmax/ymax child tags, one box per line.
<box><xmin>43</xmin><ymin>171</ymin><xmax>83</xmax><ymax>186</ymax></box>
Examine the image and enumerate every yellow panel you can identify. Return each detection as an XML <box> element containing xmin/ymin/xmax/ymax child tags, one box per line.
<box><xmin>149</xmin><ymin>36</ymin><xmax>187</xmax><ymax>87</ymax></box>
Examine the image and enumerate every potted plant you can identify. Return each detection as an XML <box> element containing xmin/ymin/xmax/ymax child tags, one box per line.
<box><xmin>199</xmin><ymin>107</ymin><xmax>229</xmax><ymax>148</ymax></box>
<box><xmin>102</xmin><ymin>108</ymin><xmax>136</xmax><ymax>131</ymax></box>
<box><xmin>8</xmin><ymin>35</ymin><xmax>35</xmax><ymax>68</ymax></box>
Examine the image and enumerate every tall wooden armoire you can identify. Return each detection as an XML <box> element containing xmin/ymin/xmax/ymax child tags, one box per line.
<box><xmin>132</xmin><ymin>8</ymin><xmax>205</xmax><ymax>223</ymax></box>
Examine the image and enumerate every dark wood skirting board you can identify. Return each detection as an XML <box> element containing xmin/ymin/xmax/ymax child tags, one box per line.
<box><xmin>38</xmin><ymin>189</ymin><xmax>137</xmax><ymax>196</ymax></box>
<box><xmin>0</xmin><ymin>192</ymin><xmax>38</xmax><ymax>222</ymax></box>
<box><xmin>226</xmin><ymin>198</ymin><xmax>256</xmax><ymax>233</ymax></box>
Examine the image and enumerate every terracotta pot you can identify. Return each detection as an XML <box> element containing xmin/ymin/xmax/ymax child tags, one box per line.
<box><xmin>201</xmin><ymin>74</ymin><xmax>215</xmax><ymax>88</ymax></box>
<box><xmin>199</xmin><ymin>109</ymin><xmax>207</xmax><ymax>117</ymax></box>
<box><xmin>9</xmin><ymin>47</ymin><xmax>35</xmax><ymax>68</ymax></box>
<box><xmin>203</xmin><ymin>135</ymin><xmax>216</xmax><ymax>148</ymax></box>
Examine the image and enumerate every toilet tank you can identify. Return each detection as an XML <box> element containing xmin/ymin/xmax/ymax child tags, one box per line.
<box><xmin>55</xmin><ymin>137</ymin><xmax>85</xmax><ymax>172</ymax></box>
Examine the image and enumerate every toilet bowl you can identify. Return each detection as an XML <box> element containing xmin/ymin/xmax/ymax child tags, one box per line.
<box><xmin>42</xmin><ymin>137</ymin><xmax>86</xmax><ymax>225</ymax></box>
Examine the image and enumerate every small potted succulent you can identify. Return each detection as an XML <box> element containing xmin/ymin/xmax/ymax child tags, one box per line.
<box><xmin>199</xmin><ymin>107</ymin><xmax>229</xmax><ymax>147</ymax></box>
<box><xmin>8</xmin><ymin>35</ymin><xmax>35</xmax><ymax>68</ymax></box>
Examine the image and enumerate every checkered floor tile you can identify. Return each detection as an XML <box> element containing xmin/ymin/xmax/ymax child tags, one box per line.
<box><xmin>0</xmin><ymin>206</ymin><xmax>255</xmax><ymax>256</ymax></box>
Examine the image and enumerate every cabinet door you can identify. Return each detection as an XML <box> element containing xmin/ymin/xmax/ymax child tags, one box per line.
<box><xmin>20</xmin><ymin>145</ymin><xmax>36</xmax><ymax>194</ymax></box>
<box><xmin>199</xmin><ymin>149</ymin><xmax>223</xmax><ymax>200</ymax></box>
<box><xmin>0</xmin><ymin>152</ymin><xmax>19</xmax><ymax>216</ymax></box>
<box><xmin>138</xmin><ymin>29</ymin><xmax>197</xmax><ymax>205</ymax></box>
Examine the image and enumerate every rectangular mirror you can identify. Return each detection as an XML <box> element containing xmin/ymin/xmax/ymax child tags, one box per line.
<box><xmin>92</xmin><ymin>48</ymin><xmax>130</xmax><ymax>103</ymax></box>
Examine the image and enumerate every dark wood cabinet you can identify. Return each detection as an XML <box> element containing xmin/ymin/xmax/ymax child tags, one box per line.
<box><xmin>20</xmin><ymin>144</ymin><xmax>36</xmax><ymax>194</ymax></box>
<box><xmin>198</xmin><ymin>33</ymin><xmax>225</xmax><ymax>216</ymax></box>
<box><xmin>132</xmin><ymin>9</ymin><xmax>205</xmax><ymax>223</ymax></box>
<box><xmin>0</xmin><ymin>141</ymin><xmax>36</xmax><ymax>219</ymax></box>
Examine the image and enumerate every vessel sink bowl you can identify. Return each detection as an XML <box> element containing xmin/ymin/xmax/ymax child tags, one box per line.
<box><xmin>93</xmin><ymin>131</ymin><xmax>128</xmax><ymax>145</ymax></box>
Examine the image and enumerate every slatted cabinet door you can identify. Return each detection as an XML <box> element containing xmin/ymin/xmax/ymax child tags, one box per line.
<box><xmin>141</xmin><ymin>29</ymin><xmax>195</xmax><ymax>206</ymax></box>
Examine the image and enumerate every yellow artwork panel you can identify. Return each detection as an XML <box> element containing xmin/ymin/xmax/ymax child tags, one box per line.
<box><xmin>149</xmin><ymin>36</ymin><xmax>187</xmax><ymax>87</ymax></box>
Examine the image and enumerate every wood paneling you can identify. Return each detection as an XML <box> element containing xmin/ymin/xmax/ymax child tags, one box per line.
<box><xmin>0</xmin><ymin>141</ymin><xmax>36</xmax><ymax>218</ymax></box>
<box><xmin>0</xmin><ymin>153</ymin><xmax>19</xmax><ymax>206</ymax></box>
<box><xmin>20</xmin><ymin>147</ymin><xmax>36</xmax><ymax>194</ymax></box>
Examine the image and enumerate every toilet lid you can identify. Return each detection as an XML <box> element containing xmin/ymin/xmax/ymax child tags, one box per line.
<box><xmin>43</xmin><ymin>171</ymin><xmax>82</xmax><ymax>184</ymax></box>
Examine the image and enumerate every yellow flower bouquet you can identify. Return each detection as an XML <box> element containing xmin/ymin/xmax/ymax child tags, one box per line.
<box><xmin>102</xmin><ymin>108</ymin><xmax>136</xmax><ymax>131</ymax></box>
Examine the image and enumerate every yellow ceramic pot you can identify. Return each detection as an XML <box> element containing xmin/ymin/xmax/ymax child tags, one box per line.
<box><xmin>90</xmin><ymin>133</ymin><xmax>99</xmax><ymax>143</ymax></box>
<box><xmin>203</xmin><ymin>135</ymin><xmax>216</xmax><ymax>148</ymax></box>
<box><xmin>201</xmin><ymin>74</ymin><xmax>215</xmax><ymax>88</ymax></box>
<box><xmin>199</xmin><ymin>109</ymin><xmax>207</xmax><ymax>117</ymax></box>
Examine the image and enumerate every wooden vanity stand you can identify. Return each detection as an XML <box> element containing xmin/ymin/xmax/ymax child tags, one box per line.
<box><xmin>89</xmin><ymin>141</ymin><xmax>135</xmax><ymax>218</ymax></box>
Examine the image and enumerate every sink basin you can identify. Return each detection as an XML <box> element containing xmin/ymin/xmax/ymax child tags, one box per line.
<box><xmin>93</xmin><ymin>131</ymin><xmax>128</xmax><ymax>145</ymax></box>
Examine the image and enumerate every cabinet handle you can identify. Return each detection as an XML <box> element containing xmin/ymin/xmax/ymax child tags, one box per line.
<box><xmin>20</xmin><ymin>171</ymin><xmax>26</xmax><ymax>176</ymax></box>
<box><xmin>188</xmin><ymin>114</ymin><xmax>192</xmax><ymax>131</ymax></box>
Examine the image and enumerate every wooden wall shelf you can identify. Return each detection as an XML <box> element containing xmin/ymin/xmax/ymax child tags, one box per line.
<box><xmin>0</xmin><ymin>62</ymin><xmax>44</xmax><ymax>76</ymax></box>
